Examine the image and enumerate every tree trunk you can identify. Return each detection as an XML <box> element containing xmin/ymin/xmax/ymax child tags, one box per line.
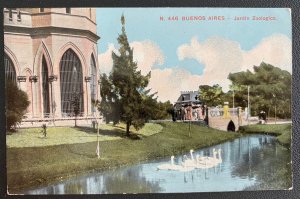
<box><xmin>75</xmin><ymin>116</ymin><xmax>77</xmax><ymax>127</ymax></box>
<box><xmin>126</xmin><ymin>121</ymin><xmax>130</xmax><ymax>136</ymax></box>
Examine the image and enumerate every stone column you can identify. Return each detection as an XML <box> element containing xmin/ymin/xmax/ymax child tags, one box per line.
<box><xmin>85</xmin><ymin>76</ymin><xmax>91</xmax><ymax>117</ymax></box>
<box><xmin>29</xmin><ymin>75</ymin><xmax>38</xmax><ymax>118</ymax></box>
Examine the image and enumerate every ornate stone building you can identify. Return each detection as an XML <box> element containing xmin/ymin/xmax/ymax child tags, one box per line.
<box><xmin>4</xmin><ymin>8</ymin><xmax>100</xmax><ymax>123</ymax></box>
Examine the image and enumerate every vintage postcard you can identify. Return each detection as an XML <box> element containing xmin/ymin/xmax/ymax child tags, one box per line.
<box><xmin>4</xmin><ymin>7</ymin><xmax>292</xmax><ymax>194</ymax></box>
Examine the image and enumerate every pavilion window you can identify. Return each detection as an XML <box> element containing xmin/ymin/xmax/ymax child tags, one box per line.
<box><xmin>17</xmin><ymin>9</ymin><xmax>21</xmax><ymax>21</ymax></box>
<box><xmin>4</xmin><ymin>53</ymin><xmax>16</xmax><ymax>83</ymax></box>
<box><xmin>66</xmin><ymin>8</ymin><xmax>71</xmax><ymax>14</ymax></box>
<box><xmin>41</xmin><ymin>56</ymin><xmax>50</xmax><ymax>117</ymax></box>
<box><xmin>59</xmin><ymin>49</ymin><xmax>84</xmax><ymax>117</ymax></box>
<box><xmin>8</xmin><ymin>9</ymin><xmax>12</xmax><ymax>20</ymax></box>
<box><xmin>90</xmin><ymin>55</ymin><xmax>97</xmax><ymax>112</ymax></box>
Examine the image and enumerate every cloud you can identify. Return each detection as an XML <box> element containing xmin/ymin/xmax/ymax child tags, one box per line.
<box><xmin>177</xmin><ymin>34</ymin><xmax>292</xmax><ymax>92</ymax></box>
<box><xmin>148</xmin><ymin>68</ymin><xmax>202</xmax><ymax>102</ymax></box>
<box><xmin>98</xmin><ymin>43</ymin><xmax>116</xmax><ymax>74</ymax></box>
<box><xmin>242</xmin><ymin>34</ymin><xmax>292</xmax><ymax>73</ymax></box>
<box><xmin>131</xmin><ymin>40</ymin><xmax>164</xmax><ymax>75</ymax></box>
<box><xmin>98</xmin><ymin>40</ymin><xmax>164</xmax><ymax>75</ymax></box>
<box><xmin>98</xmin><ymin>40</ymin><xmax>184</xmax><ymax>102</ymax></box>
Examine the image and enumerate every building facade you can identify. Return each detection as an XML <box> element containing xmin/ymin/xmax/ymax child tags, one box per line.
<box><xmin>4</xmin><ymin>8</ymin><xmax>100</xmax><ymax>122</ymax></box>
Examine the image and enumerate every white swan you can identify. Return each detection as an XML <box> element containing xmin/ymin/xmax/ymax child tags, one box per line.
<box><xmin>197</xmin><ymin>148</ymin><xmax>216</xmax><ymax>162</ymax></box>
<box><xmin>157</xmin><ymin>156</ymin><xmax>177</xmax><ymax>170</ymax></box>
<box><xmin>157</xmin><ymin>156</ymin><xmax>195</xmax><ymax>171</ymax></box>
<box><xmin>215</xmin><ymin>149</ymin><xmax>222</xmax><ymax>164</ymax></box>
<box><xmin>192</xmin><ymin>149</ymin><xmax>221</xmax><ymax>169</ymax></box>
<box><xmin>196</xmin><ymin>149</ymin><xmax>222</xmax><ymax>168</ymax></box>
<box><xmin>182</xmin><ymin>149</ymin><xmax>197</xmax><ymax>167</ymax></box>
<box><xmin>195</xmin><ymin>154</ymin><xmax>216</xmax><ymax>169</ymax></box>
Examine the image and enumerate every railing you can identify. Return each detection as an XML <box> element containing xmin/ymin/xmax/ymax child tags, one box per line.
<box><xmin>209</xmin><ymin>108</ymin><xmax>239</xmax><ymax>117</ymax></box>
<box><xmin>22</xmin><ymin>112</ymin><xmax>101</xmax><ymax>122</ymax></box>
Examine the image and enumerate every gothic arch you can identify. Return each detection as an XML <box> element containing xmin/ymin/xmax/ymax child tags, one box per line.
<box><xmin>54</xmin><ymin>42</ymin><xmax>88</xmax><ymax>117</ymax></box>
<box><xmin>32</xmin><ymin>42</ymin><xmax>53</xmax><ymax>117</ymax></box>
<box><xmin>227</xmin><ymin>120</ymin><xmax>236</xmax><ymax>132</ymax></box>
<box><xmin>90</xmin><ymin>46</ymin><xmax>99</xmax><ymax>74</ymax></box>
<box><xmin>55</xmin><ymin>42</ymin><xmax>87</xmax><ymax>77</ymax></box>
<box><xmin>59</xmin><ymin>48</ymin><xmax>85</xmax><ymax>116</ymax></box>
<box><xmin>4</xmin><ymin>45</ymin><xmax>20</xmax><ymax>77</ymax></box>
<box><xmin>33</xmin><ymin>41</ymin><xmax>53</xmax><ymax>75</ymax></box>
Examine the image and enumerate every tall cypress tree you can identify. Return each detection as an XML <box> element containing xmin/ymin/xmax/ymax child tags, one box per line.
<box><xmin>109</xmin><ymin>15</ymin><xmax>151</xmax><ymax>136</ymax></box>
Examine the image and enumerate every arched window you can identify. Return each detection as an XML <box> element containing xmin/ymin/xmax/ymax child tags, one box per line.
<box><xmin>66</xmin><ymin>8</ymin><xmax>71</xmax><ymax>14</ymax></box>
<box><xmin>4</xmin><ymin>53</ymin><xmax>16</xmax><ymax>83</ymax></box>
<box><xmin>60</xmin><ymin>49</ymin><xmax>84</xmax><ymax>117</ymax></box>
<box><xmin>8</xmin><ymin>9</ymin><xmax>12</xmax><ymax>19</ymax></box>
<box><xmin>41</xmin><ymin>56</ymin><xmax>50</xmax><ymax>117</ymax></box>
<box><xmin>90</xmin><ymin>55</ymin><xmax>97</xmax><ymax>112</ymax></box>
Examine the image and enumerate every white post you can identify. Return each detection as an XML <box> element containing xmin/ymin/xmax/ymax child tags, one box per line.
<box><xmin>247</xmin><ymin>86</ymin><xmax>250</xmax><ymax>124</ymax></box>
<box><xmin>96</xmin><ymin>106</ymin><xmax>100</xmax><ymax>159</ymax></box>
<box><xmin>233</xmin><ymin>89</ymin><xmax>235</xmax><ymax>108</ymax></box>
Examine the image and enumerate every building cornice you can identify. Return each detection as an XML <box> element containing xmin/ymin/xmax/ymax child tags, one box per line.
<box><xmin>30</xmin><ymin>12</ymin><xmax>97</xmax><ymax>26</ymax></box>
<box><xmin>4</xmin><ymin>25</ymin><xmax>100</xmax><ymax>43</ymax></box>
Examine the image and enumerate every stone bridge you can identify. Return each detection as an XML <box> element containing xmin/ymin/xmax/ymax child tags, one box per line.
<box><xmin>208</xmin><ymin>107</ymin><xmax>248</xmax><ymax>132</ymax></box>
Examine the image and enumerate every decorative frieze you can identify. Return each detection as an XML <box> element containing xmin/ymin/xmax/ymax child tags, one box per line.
<box><xmin>48</xmin><ymin>75</ymin><xmax>58</xmax><ymax>82</ymax></box>
<box><xmin>17</xmin><ymin>76</ymin><xmax>27</xmax><ymax>82</ymax></box>
<box><xmin>29</xmin><ymin>75</ymin><xmax>38</xmax><ymax>82</ymax></box>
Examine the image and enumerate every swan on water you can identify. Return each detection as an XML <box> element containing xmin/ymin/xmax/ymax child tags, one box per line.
<box><xmin>215</xmin><ymin>149</ymin><xmax>222</xmax><ymax>164</ymax></box>
<box><xmin>157</xmin><ymin>156</ymin><xmax>195</xmax><ymax>172</ymax></box>
<box><xmin>195</xmin><ymin>149</ymin><xmax>222</xmax><ymax>168</ymax></box>
<box><xmin>197</xmin><ymin>148</ymin><xmax>216</xmax><ymax>162</ymax></box>
<box><xmin>181</xmin><ymin>149</ymin><xmax>197</xmax><ymax>167</ymax></box>
<box><xmin>157</xmin><ymin>156</ymin><xmax>178</xmax><ymax>170</ymax></box>
<box><xmin>157</xmin><ymin>149</ymin><xmax>223</xmax><ymax>171</ymax></box>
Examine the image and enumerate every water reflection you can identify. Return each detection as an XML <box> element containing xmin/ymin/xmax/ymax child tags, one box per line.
<box><xmin>25</xmin><ymin>135</ymin><xmax>291</xmax><ymax>194</ymax></box>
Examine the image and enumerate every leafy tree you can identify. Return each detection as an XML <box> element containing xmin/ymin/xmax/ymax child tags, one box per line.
<box><xmin>6</xmin><ymin>80</ymin><xmax>30</xmax><ymax>131</ymax></box>
<box><xmin>100</xmin><ymin>15</ymin><xmax>151</xmax><ymax>136</ymax></box>
<box><xmin>98</xmin><ymin>73</ymin><xmax>120</xmax><ymax>124</ymax></box>
<box><xmin>228</xmin><ymin>62</ymin><xmax>291</xmax><ymax>118</ymax></box>
<box><xmin>198</xmin><ymin>84</ymin><xmax>224</xmax><ymax>106</ymax></box>
<box><xmin>71</xmin><ymin>92</ymin><xmax>81</xmax><ymax>127</ymax></box>
<box><xmin>224</xmin><ymin>84</ymin><xmax>249</xmax><ymax>108</ymax></box>
<box><xmin>140</xmin><ymin>91</ymin><xmax>173</xmax><ymax>121</ymax></box>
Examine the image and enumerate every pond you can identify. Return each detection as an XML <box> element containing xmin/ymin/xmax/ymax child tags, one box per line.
<box><xmin>23</xmin><ymin>134</ymin><xmax>291</xmax><ymax>194</ymax></box>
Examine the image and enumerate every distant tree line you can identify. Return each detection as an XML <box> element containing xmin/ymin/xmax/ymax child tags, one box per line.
<box><xmin>199</xmin><ymin>62</ymin><xmax>291</xmax><ymax>119</ymax></box>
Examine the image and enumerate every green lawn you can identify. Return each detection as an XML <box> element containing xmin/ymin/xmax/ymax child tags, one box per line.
<box><xmin>239</xmin><ymin>123</ymin><xmax>291</xmax><ymax>148</ymax></box>
<box><xmin>7</xmin><ymin>123</ymin><xmax>163</xmax><ymax>148</ymax></box>
<box><xmin>7</xmin><ymin>122</ymin><xmax>239</xmax><ymax>192</ymax></box>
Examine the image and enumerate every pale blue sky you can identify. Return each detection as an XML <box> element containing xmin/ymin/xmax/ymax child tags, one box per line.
<box><xmin>96</xmin><ymin>8</ymin><xmax>291</xmax><ymax>75</ymax></box>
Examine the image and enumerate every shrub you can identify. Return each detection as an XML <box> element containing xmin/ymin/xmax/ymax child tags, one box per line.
<box><xmin>6</xmin><ymin>80</ymin><xmax>30</xmax><ymax>131</ymax></box>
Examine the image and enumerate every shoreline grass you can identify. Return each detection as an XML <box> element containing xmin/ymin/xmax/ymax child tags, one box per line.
<box><xmin>238</xmin><ymin>123</ymin><xmax>291</xmax><ymax>148</ymax></box>
<box><xmin>7</xmin><ymin>123</ymin><xmax>163</xmax><ymax>148</ymax></box>
<box><xmin>7</xmin><ymin>122</ymin><xmax>239</xmax><ymax>193</ymax></box>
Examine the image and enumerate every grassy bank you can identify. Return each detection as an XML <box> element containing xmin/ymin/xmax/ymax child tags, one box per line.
<box><xmin>239</xmin><ymin>123</ymin><xmax>291</xmax><ymax>148</ymax></box>
<box><xmin>7</xmin><ymin>123</ymin><xmax>163</xmax><ymax>148</ymax></box>
<box><xmin>7</xmin><ymin>122</ymin><xmax>239</xmax><ymax>193</ymax></box>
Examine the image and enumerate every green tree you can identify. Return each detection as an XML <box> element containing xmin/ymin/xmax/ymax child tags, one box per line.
<box><xmin>228</xmin><ymin>62</ymin><xmax>291</xmax><ymax>118</ymax></box>
<box><xmin>198</xmin><ymin>84</ymin><xmax>224</xmax><ymax>106</ymax></box>
<box><xmin>71</xmin><ymin>92</ymin><xmax>81</xmax><ymax>127</ymax></box>
<box><xmin>140</xmin><ymin>91</ymin><xmax>173</xmax><ymax>121</ymax></box>
<box><xmin>98</xmin><ymin>73</ymin><xmax>120</xmax><ymax>124</ymax></box>
<box><xmin>6</xmin><ymin>80</ymin><xmax>30</xmax><ymax>131</ymax></box>
<box><xmin>101</xmin><ymin>15</ymin><xmax>151</xmax><ymax>136</ymax></box>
